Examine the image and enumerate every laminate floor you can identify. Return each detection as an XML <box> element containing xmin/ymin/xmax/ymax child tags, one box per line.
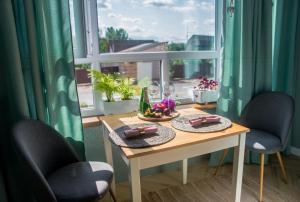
<box><xmin>106</xmin><ymin>155</ymin><xmax>300</xmax><ymax>202</ymax></box>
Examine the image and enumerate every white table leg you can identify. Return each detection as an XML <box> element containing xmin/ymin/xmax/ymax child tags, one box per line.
<box><xmin>102</xmin><ymin>125</ymin><xmax>116</xmax><ymax>194</ymax></box>
<box><xmin>232</xmin><ymin>133</ymin><xmax>246</xmax><ymax>202</ymax></box>
<box><xmin>129</xmin><ymin>158</ymin><xmax>142</xmax><ymax>202</ymax></box>
<box><xmin>182</xmin><ymin>158</ymin><xmax>188</xmax><ymax>184</ymax></box>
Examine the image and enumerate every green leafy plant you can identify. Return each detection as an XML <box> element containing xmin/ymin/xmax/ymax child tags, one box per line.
<box><xmin>89</xmin><ymin>70</ymin><xmax>119</xmax><ymax>102</ymax></box>
<box><xmin>118</xmin><ymin>77</ymin><xmax>135</xmax><ymax>100</ymax></box>
<box><xmin>80</xmin><ymin>102</ymin><xmax>89</xmax><ymax>108</ymax></box>
<box><xmin>89</xmin><ymin>70</ymin><xmax>136</xmax><ymax>102</ymax></box>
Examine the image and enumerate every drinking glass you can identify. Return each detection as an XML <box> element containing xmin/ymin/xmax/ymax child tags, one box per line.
<box><xmin>163</xmin><ymin>82</ymin><xmax>175</xmax><ymax>110</ymax></box>
<box><xmin>163</xmin><ymin>83</ymin><xmax>175</xmax><ymax>98</ymax></box>
<box><xmin>148</xmin><ymin>81</ymin><xmax>160</xmax><ymax>102</ymax></box>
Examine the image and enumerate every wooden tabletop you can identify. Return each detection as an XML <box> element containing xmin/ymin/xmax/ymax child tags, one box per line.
<box><xmin>101</xmin><ymin>106</ymin><xmax>249</xmax><ymax>159</ymax></box>
<box><xmin>192</xmin><ymin>102</ymin><xmax>217</xmax><ymax>110</ymax></box>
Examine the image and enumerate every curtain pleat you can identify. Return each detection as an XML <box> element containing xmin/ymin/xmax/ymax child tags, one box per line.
<box><xmin>0</xmin><ymin>0</ymin><xmax>85</xmax><ymax>201</ymax></box>
<box><xmin>273</xmin><ymin>0</ymin><xmax>300</xmax><ymax>150</ymax></box>
<box><xmin>210</xmin><ymin>0</ymin><xmax>273</xmax><ymax>165</ymax></box>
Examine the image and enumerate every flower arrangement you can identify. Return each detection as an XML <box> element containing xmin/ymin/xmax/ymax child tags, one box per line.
<box><xmin>193</xmin><ymin>77</ymin><xmax>220</xmax><ymax>104</ymax></box>
<box><xmin>144</xmin><ymin>98</ymin><xmax>176</xmax><ymax>118</ymax></box>
<box><xmin>154</xmin><ymin>98</ymin><xmax>176</xmax><ymax>112</ymax></box>
<box><xmin>194</xmin><ymin>76</ymin><xmax>219</xmax><ymax>90</ymax></box>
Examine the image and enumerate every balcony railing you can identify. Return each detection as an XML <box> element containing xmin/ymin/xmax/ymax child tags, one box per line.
<box><xmin>75</xmin><ymin>51</ymin><xmax>221</xmax><ymax>116</ymax></box>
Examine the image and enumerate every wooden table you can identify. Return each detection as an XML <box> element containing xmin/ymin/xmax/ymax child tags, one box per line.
<box><xmin>101</xmin><ymin>107</ymin><xmax>249</xmax><ymax>202</ymax></box>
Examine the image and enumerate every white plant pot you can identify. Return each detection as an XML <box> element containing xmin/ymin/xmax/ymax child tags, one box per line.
<box><xmin>193</xmin><ymin>89</ymin><xmax>219</xmax><ymax>104</ymax></box>
<box><xmin>102</xmin><ymin>99</ymin><xmax>139</xmax><ymax>115</ymax></box>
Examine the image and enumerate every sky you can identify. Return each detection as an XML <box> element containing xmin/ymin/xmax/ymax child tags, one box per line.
<box><xmin>97</xmin><ymin>0</ymin><xmax>215</xmax><ymax>43</ymax></box>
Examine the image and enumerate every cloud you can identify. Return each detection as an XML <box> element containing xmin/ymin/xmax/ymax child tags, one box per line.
<box><xmin>143</xmin><ymin>0</ymin><xmax>174</xmax><ymax>7</ymax></box>
<box><xmin>103</xmin><ymin>12</ymin><xmax>147</xmax><ymax>36</ymax></box>
<box><xmin>97</xmin><ymin>0</ymin><xmax>112</xmax><ymax>9</ymax></box>
<box><xmin>135</xmin><ymin>0</ymin><xmax>213</xmax><ymax>14</ymax></box>
<box><xmin>129</xmin><ymin>26</ymin><xmax>145</xmax><ymax>33</ymax></box>
<box><xmin>172</xmin><ymin>0</ymin><xmax>198</xmax><ymax>12</ymax></box>
<box><xmin>122</xmin><ymin>17</ymin><xmax>142</xmax><ymax>23</ymax></box>
<box><xmin>199</xmin><ymin>1</ymin><xmax>214</xmax><ymax>11</ymax></box>
<box><xmin>107</xmin><ymin>12</ymin><xmax>142</xmax><ymax>23</ymax></box>
<box><xmin>182</xmin><ymin>19</ymin><xmax>197</xmax><ymax>25</ymax></box>
<box><xmin>203</xmin><ymin>18</ymin><xmax>215</xmax><ymax>26</ymax></box>
<box><xmin>107</xmin><ymin>12</ymin><xmax>120</xmax><ymax>18</ymax></box>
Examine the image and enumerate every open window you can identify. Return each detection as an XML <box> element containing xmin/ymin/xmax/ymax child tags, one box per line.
<box><xmin>69</xmin><ymin>0</ymin><xmax>223</xmax><ymax>116</ymax></box>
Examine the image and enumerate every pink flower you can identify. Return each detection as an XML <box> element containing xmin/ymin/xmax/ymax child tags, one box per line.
<box><xmin>195</xmin><ymin>77</ymin><xmax>219</xmax><ymax>90</ymax></box>
<box><xmin>161</xmin><ymin>98</ymin><xmax>176</xmax><ymax>111</ymax></box>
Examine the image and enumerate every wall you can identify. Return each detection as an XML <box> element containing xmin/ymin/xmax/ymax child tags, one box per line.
<box><xmin>84</xmin><ymin>125</ymin><xmax>208</xmax><ymax>182</ymax></box>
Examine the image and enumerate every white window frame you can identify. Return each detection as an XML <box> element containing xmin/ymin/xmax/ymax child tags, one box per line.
<box><xmin>77</xmin><ymin>0</ymin><xmax>223</xmax><ymax>117</ymax></box>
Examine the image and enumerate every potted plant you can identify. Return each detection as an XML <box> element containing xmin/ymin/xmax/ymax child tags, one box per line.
<box><xmin>193</xmin><ymin>76</ymin><xmax>219</xmax><ymax>104</ymax></box>
<box><xmin>115</xmin><ymin>77</ymin><xmax>139</xmax><ymax>114</ymax></box>
<box><xmin>89</xmin><ymin>70</ymin><xmax>138</xmax><ymax>115</ymax></box>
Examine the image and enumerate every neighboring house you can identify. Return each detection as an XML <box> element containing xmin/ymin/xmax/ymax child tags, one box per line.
<box><xmin>184</xmin><ymin>35</ymin><xmax>214</xmax><ymax>79</ymax></box>
<box><xmin>108</xmin><ymin>40</ymin><xmax>155</xmax><ymax>52</ymax></box>
<box><xmin>101</xmin><ymin>42</ymin><xmax>168</xmax><ymax>82</ymax></box>
<box><xmin>185</xmin><ymin>35</ymin><xmax>214</xmax><ymax>51</ymax></box>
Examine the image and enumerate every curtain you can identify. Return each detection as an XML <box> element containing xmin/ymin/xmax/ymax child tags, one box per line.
<box><xmin>209</xmin><ymin>0</ymin><xmax>273</xmax><ymax>165</ymax></box>
<box><xmin>273</xmin><ymin>0</ymin><xmax>300</xmax><ymax>149</ymax></box>
<box><xmin>0</xmin><ymin>0</ymin><xmax>84</xmax><ymax>201</ymax></box>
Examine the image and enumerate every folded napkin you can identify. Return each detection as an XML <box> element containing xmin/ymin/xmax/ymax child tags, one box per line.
<box><xmin>189</xmin><ymin>115</ymin><xmax>220</xmax><ymax>127</ymax></box>
<box><xmin>124</xmin><ymin>126</ymin><xmax>158</xmax><ymax>139</ymax></box>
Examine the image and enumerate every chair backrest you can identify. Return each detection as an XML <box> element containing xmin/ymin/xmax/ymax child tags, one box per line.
<box><xmin>12</xmin><ymin>119</ymin><xmax>80</xmax><ymax>202</ymax></box>
<box><xmin>240</xmin><ymin>92</ymin><xmax>294</xmax><ymax>148</ymax></box>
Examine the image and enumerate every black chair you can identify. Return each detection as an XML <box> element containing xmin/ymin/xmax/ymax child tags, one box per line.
<box><xmin>12</xmin><ymin>119</ymin><xmax>116</xmax><ymax>202</ymax></box>
<box><xmin>214</xmin><ymin>92</ymin><xmax>294</xmax><ymax>202</ymax></box>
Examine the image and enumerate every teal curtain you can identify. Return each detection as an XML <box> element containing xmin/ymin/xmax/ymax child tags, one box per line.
<box><xmin>209</xmin><ymin>0</ymin><xmax>273</xmax><ymax>165</ymax></box>
<box><xmin>0</xmin><ymin>0</ymin><xmax>84</xmax><ymax>201</ymax></box>
<box><xmin>273</xmin><ymin>0</ymin><xmax>300</xmax><ymax>149</ymax></box>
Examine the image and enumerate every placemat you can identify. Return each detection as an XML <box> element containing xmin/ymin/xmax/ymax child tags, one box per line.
<box><xmin>171</xmin><ymin>114</ymin><xmax>232</xmax><ymax>133</ymax></box>
<box><xmin>109</xmin><ymin>124</ymin><xmax>176</xmax><ymax>148</ymax></box>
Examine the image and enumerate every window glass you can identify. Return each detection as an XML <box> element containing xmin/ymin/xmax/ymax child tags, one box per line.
<box><xmin>169</xmin><ymin>59</ymin><xmax>216</xmax><ymax>99</ymax></box>
<box><xmin>97</xmin><ymin>0</ymin><xmax>215</xmax><ymax>53</ymax></box>
<box><xmin>75</xmin><ymin>64</ymin><xmax>94</xmax><ymax>109</ymax></box>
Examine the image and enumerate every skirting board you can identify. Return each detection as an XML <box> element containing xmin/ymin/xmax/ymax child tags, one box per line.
<box><xmin>290</xmin><ymin>146</ymin><xmax>300</xmax><ymax>157</ymax></box>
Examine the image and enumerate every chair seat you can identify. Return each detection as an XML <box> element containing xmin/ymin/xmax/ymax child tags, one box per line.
<box><xmin>246</xmin><ymin>129</ymin><xmax>282</xmax><ymax>154</ymax></box>
<box><xmin>47</xmin><ymin>161</ymin><xmax>113</xmax><ymax>202</ymax></box>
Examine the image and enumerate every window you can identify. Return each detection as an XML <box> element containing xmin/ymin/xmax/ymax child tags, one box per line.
<box><xmin>98</xmin><ymin>0</ymin><xmax>216</xmax><ymax>53</ymax></box>
<box><xmin>69</xmin><ymin>0</ymin><xmax>222</xmax><ymax>116</ymax></box>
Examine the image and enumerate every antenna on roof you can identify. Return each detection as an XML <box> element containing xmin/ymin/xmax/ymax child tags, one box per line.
<box><xmin>186</xmin><ymin>24</ymin><xmax>189</xmax><ymax>41</ymax></box>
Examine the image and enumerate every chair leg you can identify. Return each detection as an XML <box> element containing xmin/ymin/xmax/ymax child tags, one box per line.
<box><xmin>276</xmin><ymin>152</ymin><xmax>288</xmax><ymax>184</ymax></box>
<box><xmin>109</xmin><ymin>188</ymin><xmax>117</xmax><ymax>202</ymax></box>
<box><xmin>214</xmin><ymin>149</ymin><xmax>229</xmax><ymax>176</ymax></box>
<box><xmin>259</xmin><ymin>153</ymin><xmax>265</xmax><ymax>202</ymax></box>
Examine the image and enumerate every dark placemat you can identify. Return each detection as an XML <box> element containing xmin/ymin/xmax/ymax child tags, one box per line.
<box><xmin>171</xmin><ymin>114</ymin><xmax>232</xmax><ymax>133</ymax></box>
<box><xmin>109</xmin><ymin>123</ymin><xmax>176</xmax><ymax>148</ymax></box>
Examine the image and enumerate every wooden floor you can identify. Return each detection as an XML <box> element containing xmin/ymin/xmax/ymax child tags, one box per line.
<box><xmin>108</xmin><ymin>155</ymin><xmax>300</xmax><ymax>202</ymax></box>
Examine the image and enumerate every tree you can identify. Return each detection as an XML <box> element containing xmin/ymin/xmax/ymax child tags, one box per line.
<box><xmin>168</xmin><ymin>43</ymin><xmax>185</xmax><ymax>78</ymax></box>
<box><xmin>167</xmin><ymin>42</ymin><xmax>185</xmax><ymax>51</ymax></box>
<box><xmin>105</xmin><ymin>27</ymin><xmax>129</xmax><ymax>41</ymax></box>
<box><xmin>103</xmin><ymin>27</ymin><xmax>129</xmax><ymax>52</ymax></box>
<box><xmin>115</xmin><ymin>28</ymin><xmax>128</xmax><ymax>40</ymax></box>
<box><xmin>99</xmin><ymin>38</ymin><xmax>108</xmax><ymax>53</ymax></box>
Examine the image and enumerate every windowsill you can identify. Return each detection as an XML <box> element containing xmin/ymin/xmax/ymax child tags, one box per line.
<box><xmin>82</xmin><ymin>116</ymin><xmax>102</xmax><ymax>128</ymax></box>
<box><xmin>82</xmin><ymin>103</ymin><xmax>217</xmax><ymax>129</ymax></box>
